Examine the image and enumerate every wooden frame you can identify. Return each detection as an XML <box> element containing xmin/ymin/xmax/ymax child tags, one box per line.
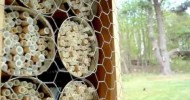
<box><xmin>0</xmin><ymin>0</ymin><xmax>122</xmax><ymax>99</ymax></box>
<box><xmin>0</xmin><ymin>0</ymin><xmax>5</xmax><ymax>83</ymax></box>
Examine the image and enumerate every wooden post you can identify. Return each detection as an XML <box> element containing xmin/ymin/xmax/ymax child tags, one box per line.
<box><xmin>112</xmin><ymin>0</ymin><xmax>122</xmax><ymax>100</ymax></box>
<box><xmin>0</xmin><ymin>0</ymin><xmax>5</xmax><ymax>95</ymax></box>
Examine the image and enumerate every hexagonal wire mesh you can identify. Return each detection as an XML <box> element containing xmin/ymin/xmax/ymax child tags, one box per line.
<box><xmin>0</xmin><ymin>0</ymin><xmax>122</xmax><ymax>100</ymax></box>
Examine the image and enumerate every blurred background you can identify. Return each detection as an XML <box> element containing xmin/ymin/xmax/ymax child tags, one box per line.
<box><xmin>117</xmin><ymin>0</ymin><xmax>190</xmax><ymax>100</ymax></box>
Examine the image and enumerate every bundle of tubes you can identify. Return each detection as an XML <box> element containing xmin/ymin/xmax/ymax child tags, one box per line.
<box><xmin>59</xmin><ymin>81</ymin><xmax>97</xmax><ymax>100</ymax></box>
<box><xmin>20</xmin><ymin>0</ymin><xmax>57</xmax><ymax>14</ymax></box>
<box><xmin>69</xmin><ymin>0</ymin><xmax>95</xmax><ymax>20</ymax></box>
<box><xmin>1</xmin><ymin>78</ymin><xmax>54</xmax><ymax>100</ymax></box>
<box><xmin>2</xmin><ymin>9</ymin><xmax>53</xmax><ymax>76</ymax></box>
<box><xmin>58</xmin><ymin>18</ymin><xmax>97</xmax><ymax>77</ymax></box>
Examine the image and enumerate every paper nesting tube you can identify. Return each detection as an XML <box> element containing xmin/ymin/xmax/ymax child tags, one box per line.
<box><xmin>23</xmin><ymin>25</ymin><xmax>35</xmax><ymax>33</ymax></box>
<box><xmin>4</xmin><ymin>81</ymin><xmax>14</xmax><ymax>88</ymax></box>
<box><xmin>21</xmin><ymin>17</ymin><xmax>34</xmax><ymax>26</ymax></box>
<box><xmin>59</xmin><ymin>79</ymin><xmax>98</xmax><ymax>100</ymax></box>
<box><xmin>18</xmin><ymin>0</ymin><xmax>62</xmax><ymax>14</ymax></box>
<box><xmin>1</xmin><ymin>77</ymin><xmax>54</xmax><ymax>99</ymax></box>
<box><xmin>3</xmin><ymin>6</ymin><xmax>55</xmax><ymax>77</ymax></box>
<box><xmin>8</xmin><ymin>93</ymin><xmax>18</xmax><ymax>99</ymax></box>
<box><xmin>57</xmin><ymin>17</ymin><xmax>99</xmax><ymax>78</ymax></box>
<box><xmin>19</xmin><ymin>11</ymin><xmax>30</xmax><ymax>19</ymax></box>
<box><xmin>1</xmin><ymin>89</ymin><xmax>11</xmax><ymax>96</ymax></box>
<box><xmin>13</xmin><ymin>86</ymin><xmax>27</xmax><ymax>94</ymax></box>
<box><xmin>0</xmin><ymin>96</ymin><xmax>7</xmax><ymax>100</ymax></box>
<box><xmin>17</xmin><ymin>94</ymin><xmax>24</xmax><ymax>100</ymax></box>
<box><xmin>62</xmin><ymin>0</ymin><xmax>97</xmax><ymax>20</ymax></box>
<box><xmin>39</xmin><ymin>27</ymin><xmax>50</xmax><ymax>35</ymax></box>
<box><xmin>13</xmin><ymin>79</ymin><xmax>21</xmax><ymax>86</ymax></box>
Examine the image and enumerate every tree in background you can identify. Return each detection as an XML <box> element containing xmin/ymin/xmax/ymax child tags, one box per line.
<box><xmin>152</xmin><ymin>0</ymin><xmax>172</xmax><ymax>75</ymax></box>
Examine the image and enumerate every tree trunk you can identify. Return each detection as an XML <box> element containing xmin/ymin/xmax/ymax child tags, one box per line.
<box><xmin>148</xmin><ymin>0</ymin><xmax>171</xmax><ymax>75</ymax></box>
<box><xmin>153</xmin><ymin>0</ymin><xmax>172</xmax><ymax>75</ymax></box>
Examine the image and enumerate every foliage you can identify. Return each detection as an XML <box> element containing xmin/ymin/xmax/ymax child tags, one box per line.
<box><xmin>119</xmin><ymin>0</ymin><xmax>190</xmax><ymax>72</ymax></box>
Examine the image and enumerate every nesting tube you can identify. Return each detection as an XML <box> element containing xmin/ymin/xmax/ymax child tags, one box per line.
<box><xmin>59</xmin><ymin>79</ymin><xmax>98</xmax><ymax>100</ymax></box>
<box><xmin>63</xmin><ymin>0</ymin><xmax>97</xmax><ymax>20</ymax></box>
<box><xmin>57</xmin><ymin>17</ymin><xmax>99</xmax><ymax>78</ymax></box>
<box><xmin>23</xmin><ymin>25</ymin><xmax>35</xmax><ymax>33</ymax></box>
<box><xmin>13</xmin><ymin>86</ymin><xmax>27</xmax><ymax>94</ymax></box>
<box><xmin>1</xmin><ymin>89</ymin><xmax>11</xmax><ymax>96</ymax></box>
<box><xmin>12</xmin><ymin>80</ymin><xmax>20</xmax><ymax>86</ymax></box>
<box><xmin>18</xmin><ymin>0</ymin><xmax>62</xmax><ymax>14</ymax></box>
<box><xmin>8</xmin><ymin>93</ymin><xmax>18</xmax><ymax>99</ymax></box>
<box><xmin>0</xmin><ymin>96</ymin><xmax>7</xmax><ymax>100</ymax></box>
<box><xmin>21</xmin><ymin>17</ymin><xmax>33</xmax><ymax>26</ymax></box>
<box><xmin>39</xmin><ymin>27</ymin><xmax>50</xmax><ymax>35</ymax></box>
<box><xmin>3</xmin><ymin>6</ymin><xmax>55</xmax><ymax>76</ymax></box>
<box><xmin>19</xmin><ymin>11</ymin><xmax>30</xmax><ymax>19</ymax></box>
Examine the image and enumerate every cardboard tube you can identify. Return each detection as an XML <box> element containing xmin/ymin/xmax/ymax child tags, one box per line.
<box><xmin>3</xmin><ymin>31</ymin><xmax>11</xmax><ymax>38</ymax></box>
<box><xmin>28</xmin><ymin>89</ymin><xmax>36</xmax><ymax>95</ymax></box>
<box><xmin>16</xmin><ymin>26</ymin><xmax>23</xmax><ymax>33</ymax></box>
<box><xmin>7</xmin><ymin>61</ymin><xmax>14</xmax><ymax>68</ymax></box>
<box><xmin>33</xmin><ymin>84</ymin><xmax>37</xmax><ymax>90</ymax></box>
<box><xmin>18</xmin><ymin>94</ymin><xmax>24</xmax><ymax>100</ymax></box>
<box><xmin>2</xmin><ymin>64</ymin><xmax>8</xmax><ymax>71</ymax></box>
<box><xmin>23</xmin><ymin>25</ymin><xmax>35</xmax><ymax>33</ymax></box>
<box><xmin>1</xmin><ymin>89</ymin><xmax>11</xmax><ymax>96</ymax></box>
<box><xmin>4</xmin><ymin>81</ymin><xmax>13</xmax><ymax>88</ymax></box>
<box><xmin>19</xmin><ymin>33</ymin><xmax>26</xmax><ymax>40</ymax></box>
<box><xmin>16</xmin><ymin>46</ymin><xmax>24</xmax><ymax>55</ymax></box>
<box><xmin>20</xmin><ymin>40</ymin><xmax>27</xmax><ymax>46</ymax></box>
<box><xmin>9</xmin><ymin>20</ymin><xmax>16</xmax><ymax>27</ymax></box>
<box><xmin>20</xmin><ymin>81</ymin><xmax>28</xmax><ymax>87</ymax></box>
<box><xmin>20</xmin><ymin>11</ymin><xmax>30</xmax><ymax>19</ymax></box>
<box><xmin>12</xmin><ymin>35</ymin><xmax>19</xmax><ymax>42</ymax></box>
<box><xmin>21</xmin><ymin>17</ymin><xmax>34</xmax><ymax>26</ymax></box>
<box><xmin>34</xmin><ymin>25</ymin><xmax>39</xmax><ymax>32</ymax></box>
<box><xmin>15</xmin><ymin>59</ymin><xmax>23</xmax><ymax>68</ymax></box>
<box><xmin>27</xmin><ymin>82</ymin><xmax>34</xmax><ymax>89</ymax></box>
<box><xmin>23</xmin><ymin>96</ymin><xmax>30</xmax><ymax>100</ymax></box>
<box><xmin>15</xmin><ymin>19</ymin><xmax>22</xmax><ymax>26</ymax></box>
<box><xmin>13</xmin><ymin>79</ymin><xmax>21</xmax><ymax>86</ymax></box>
<box><xmin>4</xmin><ymin>38</ymin><xmax>12</xmax><ymax>47</ymax></box>
<box><xmin>11</xmin><ymin>27</ymin><xmax>18</xmax><ymax>34</ymax></box>
<box><xmin>38</xmin><ymin>45</ymin><xmax>46</xmax><ymax>51</ymax></box>
<box><xmin>14</xmin><ymin>68</ymin><xmax>21</xmax><ymax>76</ymax></box>
<box><xmin>39</xmin><ymin>54</ymin><xmax>45</xmax><ymax>62</ymax></box>
<box><xmin>8</xmin><ymin>93</ymin><xmax>18</xmax><ymax>99</ymax></box>
<box><xmin>25</xmin><ymin>53</ymin><xmax>31</xmax><ymax>60</ymax></box>
<box><xmin>37</xmin><ymin>38</ymin><xmax>45</xmax><ymax>44</ymax></box>
<box><xmin>0</xmin><ymin>96</ymin><xmax>7</xmax><ymax>100</ymax></box>
<box><xmin>39</xmin><ymin>27</ymin><xmax>50</xmax><ymax>35</ymax></box>
<box><xmin>29</xmin><ymin>45</ymin><xmax>36</xmax><ymax>52</ymax></box>
<box><xmin>39</xmin><ymin>92</ymin><xmax>44</xmax><ymax>98</ymax></box>
<box><xmin>32</xmin><ymin>55</ymin><xmax>39</xmax><ymax>62</ymax></box>
<box><xmin>82</xmin><ymin>39</ymin><xmax>89</xmax><ymax>45</ymax></box>
<box><xmin>13</xmin><ymin>86</ymin><xmax>27</xmax><ymax>94</ymax></box>
<box><xmin>24</xmin><ymin>46</ymin><xmax>30</xmax><ymax>53</ymax></box>
<box><xmin>13</xmin><ymin>55</ymin><xmax>21</xmax><ymax>61</ymax></box>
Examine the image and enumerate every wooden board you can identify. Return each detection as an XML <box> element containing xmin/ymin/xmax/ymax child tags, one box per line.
<box><xmin>0</xmin><ymin>0</ymin><xmax>5</xmax><ymax>82</ymax></box>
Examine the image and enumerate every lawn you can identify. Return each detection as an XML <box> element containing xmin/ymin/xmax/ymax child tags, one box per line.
<box><xmin>122</xmin><ymin>73</ymin><xmax>190</xmax><ymax>100</ymax></box>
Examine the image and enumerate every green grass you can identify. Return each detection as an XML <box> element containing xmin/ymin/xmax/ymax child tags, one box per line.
<box><xmin>122</xmin><ymin>74</ymin><xmax>190</xmax><ymax>100</ymax></box>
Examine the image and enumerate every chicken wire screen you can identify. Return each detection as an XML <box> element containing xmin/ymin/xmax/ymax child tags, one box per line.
<box><xmin>0</xmin><ymin>0</ymin><xmax>121</xmax><ymax>100</ymax></box>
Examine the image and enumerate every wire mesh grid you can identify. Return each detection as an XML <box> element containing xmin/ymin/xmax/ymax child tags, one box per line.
<box><xmin>0</xmin><ymin>0</ymin><xmax>122</xmax><ymax>100</ymax></box>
